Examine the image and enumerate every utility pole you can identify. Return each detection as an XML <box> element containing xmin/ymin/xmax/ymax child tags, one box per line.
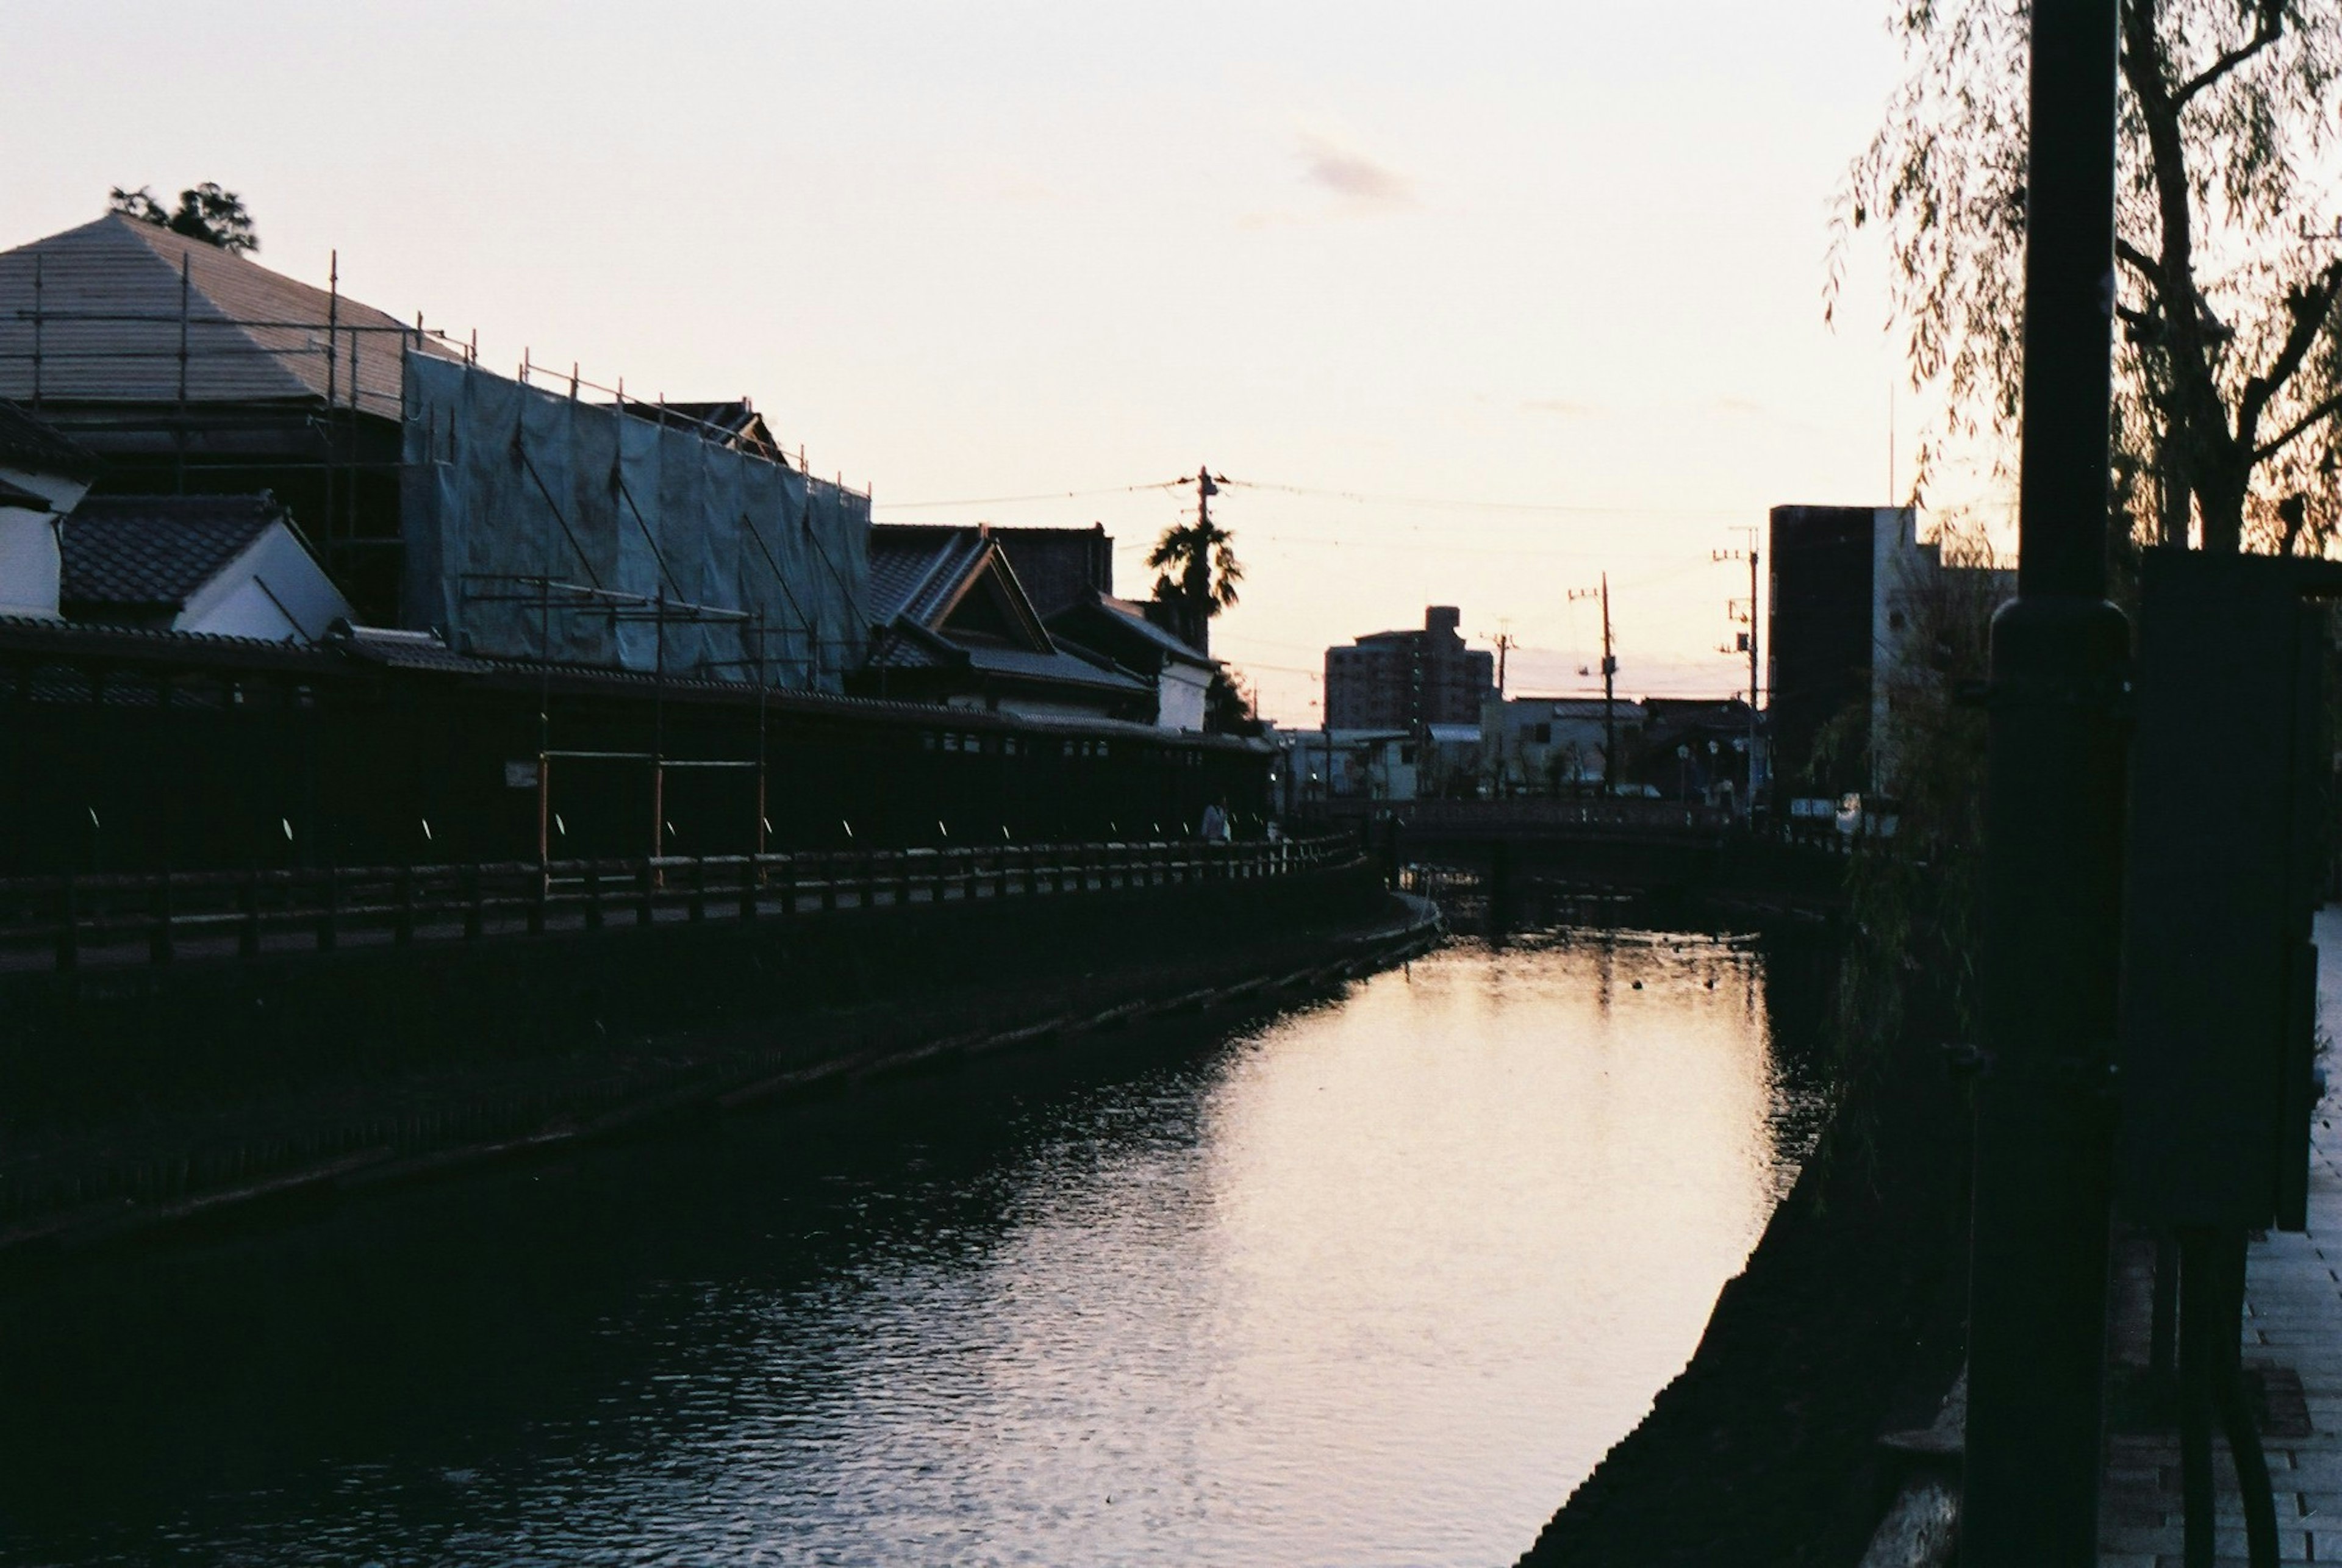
<box><xmin>1493</xmin><ymin>623</ymin><xmax>1516</xmax><ymax>698</ymax></box>
<box><xmin>1715</xmin><ymin>534</ymin><xmax>1761</xmax><ymax>815</ymax></box>
<box><xmin>1569</xmin><ymin>575</ymin><xmax>1618</xmax><ymax>793</ymax></box>
<box><xmin>1960</xmin><ymin>1</ymin><xmax>2129</xmax><ymax>1563</ymax></box>
<box><xmin>1186</xmin><ymin>464</ymin><xmax>1219</xmax><ymax>656</ymax></box>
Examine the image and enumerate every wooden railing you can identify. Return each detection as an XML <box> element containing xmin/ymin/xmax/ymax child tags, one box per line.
<box><xmin>1312</xmin><ymin>797</ymin><xmax>1737</xmax><ymax>834</ymax></box>
<box><xmin>0</xmin><ymin>836</ymin><xmax>1359</xmax><ymax>975</ymax></box>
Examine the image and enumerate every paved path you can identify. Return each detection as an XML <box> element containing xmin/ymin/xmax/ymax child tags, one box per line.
<box><xmin>2099</xmin><ymin>908</ymin><xmax>2342</xmax><ymax>1566</ymax></box>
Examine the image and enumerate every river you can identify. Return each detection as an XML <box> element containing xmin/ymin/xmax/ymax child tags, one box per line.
<box><xmin>0</xmin><ymin>904</ymin><xmax>1827</xmax><ymax>1567</ymax></box>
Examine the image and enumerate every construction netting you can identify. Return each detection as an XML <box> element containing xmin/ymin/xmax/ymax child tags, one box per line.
<box><xmin>399</xmin><ymin>353</ymin><xmax>869</xmax><ymax>690</ymax></box>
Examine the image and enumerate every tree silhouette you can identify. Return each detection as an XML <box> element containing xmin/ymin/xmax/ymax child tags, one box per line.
<box><xmin>1147</xmin><ymin>468</ymin><xmax>1242</xmax><ymax>653</ymax></box>
<box><xmin>109</xmin><ymin>183</ymin><xmax>260</xmax><ymax>256</ymax></box>
<box><xmin>1833</xmin><ymin>0</ymin><xmax>2342</xmax><ymax>555</ymax></box>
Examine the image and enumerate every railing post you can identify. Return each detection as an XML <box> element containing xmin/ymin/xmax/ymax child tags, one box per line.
<box><xmin>316</xmin><ymin>868</ymin><xmax>339</xmax><ymax>952</ymax></box>
<box><xmin>392</xmin><ymin>867</ymin><xmax>414</xmax><ymax>947</ymax></box>
<box><xmin>148</xmin><ymin>876</ymin><xmax>173</xmax><ymax>965</ymax></box>
<box><xmin>54</xmin><ymin>875</ymin><xmax>78</xmax><ymax>974</ymax></box>
<box><xmin>242</xmin><ymin>874</ymin><xmax>265</xmax><ymax>959</ymax></box>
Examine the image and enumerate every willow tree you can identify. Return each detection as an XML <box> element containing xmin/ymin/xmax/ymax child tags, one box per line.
<box><xmin>1835</xmin><ymin>0</ymin><xmax>2342</xmax><ymax>554</ymax></box>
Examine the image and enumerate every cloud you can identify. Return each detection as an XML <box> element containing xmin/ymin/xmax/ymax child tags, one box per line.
<box><xmin>1295</xmin><ymin>126</ymin><xmax>1415</xmax><ymax>208</ymax></box>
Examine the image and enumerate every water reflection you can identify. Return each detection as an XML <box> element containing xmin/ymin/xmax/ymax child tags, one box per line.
<box><xmin>0</xmin><ymin>916</ymin><xmax>1824</xmax><ymax>1567</ymax></box>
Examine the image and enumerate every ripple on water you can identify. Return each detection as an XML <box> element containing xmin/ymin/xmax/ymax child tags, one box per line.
<box><xmin>0</xmin><ymin>923</ymin><xmax>1826</xmax><ymax>1568</ymax></box>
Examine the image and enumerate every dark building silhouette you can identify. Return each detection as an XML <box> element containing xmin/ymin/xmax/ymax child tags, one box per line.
<box><xmin>1767</xmin><ymin>503</ymin><xmax>2012</xmax><ymax>797</ymax></box>
<box><xmin>1323</xmin><ymin>606</ymin><xmax>1494</xmax><ymax>730</ymax></box>
<box><xmin>1768</xmin><ymin>506</ymin><xmax>1883</xmax><ymax>794</ymax></box>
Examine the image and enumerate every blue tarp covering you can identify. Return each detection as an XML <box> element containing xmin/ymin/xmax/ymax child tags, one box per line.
<box><xmin>399</xmin><ymin>353</ymin><xmax>868</xmax><ymax>690</ymax></box>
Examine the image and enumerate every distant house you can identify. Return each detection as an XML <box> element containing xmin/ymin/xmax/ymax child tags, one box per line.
<box><xmin>1049</xmin><ymin>595</ymin><xmax>1216</xmax><ymax>731</ymax></box>
<box><xmin>858</xmin><ymin>523</ymin><xmax>1153</xmax><ymax>721</ymax></box>
<box><xmin>1631</xmin><ymin>696</ymin><xmax>1762</xmax><ymax>804</ymax></box>
<box><xmin>987</xmin><ymin>523</ymin><xmax>1219</xmax><ymax>732</ymax></box>
<box><xmin>0</xmin><ymin>399</ymin><xmax>97</xmax><ymax>618</ymax></box>
<box><xmin>1482</xmin><ymin>696</ymin><xmax>1650</xmax><ymax>793</ymax></box>
<box><xmin>617</xmin><ymin>398</ymin><xmax>790</xmax><ymax>465</ymax></box>
<box><xmin>0</xmin><ymin>216</ymin><xmax>868</xmax><ymax>689</ymax></box>
<box><xmin>0</xmin><ymin>213</ymin><xmax>459</xmax><ymax>622</ymax></box>
<box><xmin>60</xmin><ymin>493</ymin><xmax>349</xmax><ymax>640</ymax></box>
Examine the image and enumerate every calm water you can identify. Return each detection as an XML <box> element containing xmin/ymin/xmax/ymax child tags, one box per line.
<box><xmin>0</xmin><ymin>916</ymin><xmax>1825</xmax><ymax>1567</ymax></box>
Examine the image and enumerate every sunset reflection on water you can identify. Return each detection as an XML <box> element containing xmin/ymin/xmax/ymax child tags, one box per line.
<box><xmin>0</xmin><ymin>923</ymin><xmax>1822</xmax><ymax>1568</ymax></box>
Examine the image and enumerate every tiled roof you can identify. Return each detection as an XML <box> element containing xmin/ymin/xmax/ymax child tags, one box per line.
<box><xmin>59</xmin><ymin>493</ymin><xmax>281</xmax><ymax>610</ymax></box>
<box><xmin>1093</xmin><ymin>595</ymin><xmax>1212</xmax><ymax>664</ymax></box>
<box><xmin>867</xmin><ymin>525</ymin><xmax>991</xmax><ymax>626</ymax></box>
<box><xmin>0</xmin><ymin>215</ymin><xmax>460</xmax><ymax>418</ymax></box>
<box><xmin>990</xmin><ymin>525</ymin><xmax>1112</xmax><ymax>617</ymax></box>
<box><xmin>964</xmin><ymin>642</ymin><xmax>1150</xmax><ymax>694</ymax></box>
<box><xmin>329</xmin><ymin>623</ymin><xmax>498</xmax><ymax>675</ymax></box>
<box><xmin>0</xmin><ymin>398</ymin><xmax>98</xmax><ymax>478</ymax></box>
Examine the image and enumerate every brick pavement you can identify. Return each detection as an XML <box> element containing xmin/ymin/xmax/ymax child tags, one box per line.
<box><xmin>2098</xmin><ymin>910</ymin><xmax>2342</xmax><ymax>1566</ymax></box>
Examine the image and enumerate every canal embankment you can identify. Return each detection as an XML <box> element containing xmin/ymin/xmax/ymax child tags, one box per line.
<box><xmin>0</xmin><ymin>843</ymin><xmax>1434</xmax><ymax>1269</ymax></box>
<box><xmin>1514</xmin><ymin>940</ymin><xmax>1972</xmax><ymax>1567</ymax></box>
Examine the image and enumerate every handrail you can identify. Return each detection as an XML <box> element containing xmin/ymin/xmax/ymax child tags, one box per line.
<box><xmin>0</xmin><ymin>836</ymin><xmax>1354</xmax><ymax>975</ymax></box>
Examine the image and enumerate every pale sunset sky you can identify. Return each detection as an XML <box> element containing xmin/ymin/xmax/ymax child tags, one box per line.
<box><xmin>1</xmin><ymin>2</ymin><xmax>1942</xmax><ymax>723</ymax></box>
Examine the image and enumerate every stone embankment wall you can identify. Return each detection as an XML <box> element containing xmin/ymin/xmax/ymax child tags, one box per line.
<box><xmin>0</xmin><ymin>858</ymin><xmax>1426</xmax><ymax>1262</ymax></box>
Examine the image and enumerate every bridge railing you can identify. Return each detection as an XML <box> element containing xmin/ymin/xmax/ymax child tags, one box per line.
<box><xmin>1311</xmin><ymin>797</ymin><xmax>1737</xmax><ymax>834</ymax></box>
<box><xmin>0</xmin><ymin>835</ymin><xmax>1359</xmax><ymax>975</ymax></box>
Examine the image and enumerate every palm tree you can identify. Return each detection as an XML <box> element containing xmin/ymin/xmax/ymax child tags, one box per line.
<box><xmin>1147</xmin><ymin>468</ymin><xmax>1242</xmax><ymax>654</ymax></box>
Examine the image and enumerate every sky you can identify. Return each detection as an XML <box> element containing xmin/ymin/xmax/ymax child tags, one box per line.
<box><xmin>1</xmin><ymin>1</ymin><xmax>1932</xmax><ymax>724</ymax></box>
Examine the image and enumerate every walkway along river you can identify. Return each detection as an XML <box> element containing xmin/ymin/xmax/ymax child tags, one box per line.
<box><xmin>0</xmin><ymin>901</ymin><xmax>1830</xmax><ymax>1566</ymax></box>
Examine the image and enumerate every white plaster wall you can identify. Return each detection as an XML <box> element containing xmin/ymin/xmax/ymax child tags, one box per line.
<box><xmin>176</xmin><ymin>524</ymin><xmax>353</xmax><ymax>642</ymax></box>
<box><xmin>1156</xmin><ymin>662</ymin><xmax>1210</xmax><ymax>731</ymax></box>
<box><xmin>0</xmin><ymin>509</ymin><xmax>61</xmax><ymax>618</ymax></box>
<box><xmin>0</xmin><ymin>463</ymin><xmax>88</xmax><ymax>620</ymax></box>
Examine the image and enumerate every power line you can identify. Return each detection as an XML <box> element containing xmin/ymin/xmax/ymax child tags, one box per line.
<box><xmin>1224</xmin><ymin>479</ymin><xmax>1746</xmax><ymax>519</ymax></box>
<box><xmin>876</xmin><ymin>480</ymin><xmax>1186</xmax><ymax>510</ymax></box>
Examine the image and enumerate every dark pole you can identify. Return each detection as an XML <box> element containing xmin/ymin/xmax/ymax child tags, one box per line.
<box><xmin>1960</xmin><ymin>0</ymin><xmax>2129</xmax><ymax>1562</ymax></box>
<box><xmin>1600</xmin><ymin>573</ymin><xmax>1616</xmax><ymax>794</ymax></box>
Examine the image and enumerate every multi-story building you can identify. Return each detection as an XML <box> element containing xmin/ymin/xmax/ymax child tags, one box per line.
<box><xmin>1323</xmin><ymin>606</ymin><xmax>1494</xmax><ymax>731</ymax></box>
<box><xmin>1767</xmin><ymin>504</ymin><xmax>2013</xmax><ymax>798</ymax></box>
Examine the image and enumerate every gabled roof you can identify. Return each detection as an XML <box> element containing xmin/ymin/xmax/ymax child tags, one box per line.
<box><xmin>864</xmin><ymin>524</ymin><xmax>1151</xmax><ymax>699</ymax></box>
<box><xmin>615</xmin><ymin>398</ymin><xmax>790</xmax><ymax>465</ymax></box>
<box><xmin>0</xmin><ymin>214</ymin><xmax>459</xmax><ymax>417</ymax></box>
<box><xmin>1071</xmin><ymin>593</ymin><xmax>1214</xmax><ymax>668</ymax></box>
<box><xmin>60</xmin><ymin>493</ymin><xmax>285</xmax><ymax>611</ymax></box>
<box><xmin>868</xmin><ymin>524</ymin><xmax>1055</xmax><ymax>650</ymax></box>
<box><xmin>989</xmin><ymin>524</ymin><xmax>1113</xmax><ymax>618</ymax></box>
<box><xmin>868</xmin><ymin>524</ymin><xmax>992</xmax><ymax>628</ymax></box>
<box><xmin>0</xmin><ymin>398</ymin><xmax>98</xmax><ymax>478</ymax></box>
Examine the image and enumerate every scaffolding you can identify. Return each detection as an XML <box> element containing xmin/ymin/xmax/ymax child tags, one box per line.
<box><xmin>1</xmin><ymin>230</ymin><xmax>879</xmax><ymax>864</ymax></box>
<box><xmin>0</xmin><ymin>238</ymin><xmax>871</xmax><ymax>692</ymax></box>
